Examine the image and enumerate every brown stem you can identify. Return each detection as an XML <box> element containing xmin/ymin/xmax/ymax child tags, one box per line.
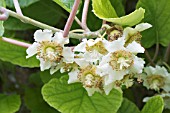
<box><xmin>164</xmin><ymin>44</ymin><xmax>170</xmax><ymax>63</ymax></box>
<box><xmin>145</xmin><ymin>50</ymin><xmax>155</xmax><ymax>66</ymax></box>
<box><xmin>152</xmin><ymin>43</ymin><xmax>159</xmax><ymax>62</ymax></box>
<box><xmin>63</xmin><ymin>0</ymin><xmax>81</xmax><ymax>37</ymax></box>
<box><xmin>81</xmin><ymin>0</ymin><xmax>90</xmax><ymax>31</ymax></box>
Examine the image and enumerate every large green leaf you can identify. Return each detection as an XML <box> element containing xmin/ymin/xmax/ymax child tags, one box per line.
<box><xmin>42</xmin><ymin>76</ymin><xmax>123</xmax><ymax>113</ymax></box>
<box><xmin>6</xmin><ymin>0</ymin><xmax>40</xmax><ymax>8</ymax></box>
<box><xmin>0</xmin><ymin>94</ymin><xmax>21</xmax><ymax>113</ymax></box>
<box><xmin>0</xmin><ymin>39</ymin><xmax>39</xmax><ymax>67</ymax></box>
<box><xmin>137</xmin><ymin>0</ymin><xmax>170</xmax><ymax>47</ymax></box>
<box><xmin>110</xmin><ymin>0</ymin><xmax>125</xmax><ymax>17</ymax></box>
<box><xmin>142</xmin><ymin>96</ymin><xmax>164</xmax><ymax>113</ymax></box>
<box><xmin>117</xmin><ymin>98</ymin><xmax>140</xmax><ymax>113</ymax></box>
<box><xmin>53</xmin><ymin>0</ymin><xmax>82</xmax><ymax>13</ymax></box>
<box><xmin>92</xmin><ymin>0</ymin><xmax>118</xmax><ymax>19</ymax></box>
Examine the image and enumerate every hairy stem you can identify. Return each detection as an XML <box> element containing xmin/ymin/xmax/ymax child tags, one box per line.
<box><xmin>13</xmin><ymin>0</ymin><xmax>23</xmax><ymax>16</ymax></box>
<box><xmin>63</xmin><ymin>0</ymin><xmax>81</xmax><ymax>37</ymax></box>
<box><xmin>1</xmin><ymin>37</ymin><xmax>31</xmax><ymax>48</ymax></box>
<box><xmin>82</xmin><ymin>0</ymin><xmax>90</xmax><ymax>31</ymax></box>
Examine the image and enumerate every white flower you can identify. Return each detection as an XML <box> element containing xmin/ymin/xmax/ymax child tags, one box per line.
<box><xmin>96</xmin><ymin>37</ymin><xmax>145</xmax><ymax>85</ymax></box>
<box><xmin>68</xmin><ymin>65</ymin><xmax>104</xmax><ymax>96</ymax></box>
<box><xmin>74</xmin><ymin>38</ymin><xmax>108</xmax><ymax>65</ymax></box>
<box><xmin>142</xmin><ymin>66</ymin><xmax>170</xmax><ymax>92</ymax></box>
<box><xmin>26</xmin><ymin>29</ymin><xmax>73</xmax><ymax>73</ymax></box>
<box><xmin>123</xmin><ymin>23</ymin><xmax>152</xmax><ymax>46</ymax></box>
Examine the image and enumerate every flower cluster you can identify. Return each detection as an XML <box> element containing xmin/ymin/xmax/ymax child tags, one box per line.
<box><xmin>26</xmin><ymin>23</ymin><xmax>152</xmax><ymax>96</ymax></box>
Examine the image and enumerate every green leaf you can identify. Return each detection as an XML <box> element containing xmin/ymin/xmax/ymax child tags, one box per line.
<box><xmin>42</xmin><ymin>76</ymin><xmax>123</xmax><ymax>113</ymax></box>
<box><xmin>92</xmin><ymin>0</ymin><xmax>118</xmax><ymax>19</ymax></box>
<box><xmin>0</xmin><ymin>39</ymin><xmax>39</xmax><ymax>68</ymax></box>
<box><xmin>137</xmin><ymin>0</ymin><xmax>170</xmax><ymax>47</ymax></box>
<box><xmin>53</xmin><ymin>0</ymin><xmax>82</xmax><ymax>13</ymax></box>
<box><xmin>0</xmin><ymin>94</ymin><xmax>21</xmax><ymax>113</ymax></box>
<box><xmin>117</xmin><ymin>98</ymin><xmax>140</xmax><ymax>113</ymax></box>
<box><xmin>6</xmin><ymin>0</ymin><xmax>40</xmax><ymax>8</ymax></box>
<box><xmin>110</xmin><ymin>0</ymin><xmax>125</xmax><ymax>17</ymax></box>
<box><xmin>142</xmin><ymin>96</ymin><xmax>164</xmax><ymax>113</ymax></box>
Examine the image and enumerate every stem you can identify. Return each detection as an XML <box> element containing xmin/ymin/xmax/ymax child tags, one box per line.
<box><xmin>145</xmin><ymin>50</ymin><xmax>155</xmax><ymax>66</ymax></box>
<box><xmin>1</xmin><ymin>37</ymin><xmax>31</xmax><ymax>48</ymax></box>
<box><xmin>81</xmin><ymin>0</ymin><xmax>90</xmax><ymax>31</ymax></box>
<box><xmin>5</xmin><ymin>8</ymin><xmax>62</xmax><ymax>33</ymax></box>
<box><xmin>164</xmin><ymin>44</ymin><xmax>170</xmax><ymax>63</ymax></box>
<box><xmin>0</xmin><ymin>7</ymin><xmax>9</xmax><ymax>20</ymax></box>
<box><xmin>13</xmin><ymin>0</ymin><xmax>23</xmax><ymax>16</ymax></box>
<box><xmin>70</xmin><ymin>29</ymin><xmax>84</xmax><ymax>33</ymax></box>
<box><xmin>75</xmin><ymin>16</ymin><xmax>83</xmax><ymax>28</ymax></box>
<box><xmin>63</xmin><ymin>0</ymin><xmax>81</xmax><ymax>37</ymax></box>
<box><xmin>152</xmin><ymin>43</ymin><xmax>159</xmax><ymax>62</ymax></box>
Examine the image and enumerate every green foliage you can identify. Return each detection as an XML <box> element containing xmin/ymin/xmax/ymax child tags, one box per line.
<box><xmin>92</xmin><ymin>0</ymin><xmax>145</xmax><ymax>26</ymax></box>
<box><xmin>0</xmin><ymin>94</ymin><xmax>21</xmax><ymax>113</ymax></box>
<box><xmin>6</xmin><ymin>0</ymin><xmax>40</xmax><ymax>8</ymax></box>
<box><xmin>42</xmin><ymin>76</ymin><xmax>123</xmax><ymax>113</ymax></box>
<box><xmin>117</xmin><ymin>98</ymin><xmax>140</xmax><ymax>113</ymax></box>
<box><xmin>141</xmin><ymin>96</ymin><xmax>164</xmax><ymax>113</ymax></box>
<box><xmin>92</xmin><ymin>0</ymin><xmax>118</xmax><ymax>19</ymax></box>
<box><xmin>110</xmin><ymin>0</ymin><xmax>125</xmax><ymax>17</ymax></box>
<box><xmin>137</xmin><ymin>0</ymin><xmax>170</xmax><ymax>48</ymax></box>
<box><xmin>0</xmin><ymin>39</ymin><xmax>39</xmax><ymax>67</ymax></box>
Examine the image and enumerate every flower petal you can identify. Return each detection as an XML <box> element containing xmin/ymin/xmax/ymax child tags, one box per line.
<box><xmin>126</xmin><ymin>41</ymin><xmax>145</xmax><ymax>53</ymax></box>
<box><xmin>135</xmin><ymin>23</ymin><xmax>152</xmax><ymax>32</ymax></box>
<box><xmin>73</xmin><ymin>41</ymin><xmax>86</xmax><ymax>52</ymax></box>
<box><xmin>50</xmin><ymin>64</ymin><xmax>62</xmax><ymax>75</ymax></box>
<box><xmin>26</xmin><ymin>42</ymin><xmax>39</xmax><ymax>58</ymax></box>
<box><xmin>34</xmin><ymin>29</ymin><xmax>52</xmax><ymax>42</ymax></box>
<box><xmin>62</xmin><ymin>47</ymin><xmax>74</xmax><ymax>63</ymax></box>
<box><xmin>53</xmin><ymin>32</ymin><xmax>69</xmax><ymax>45</ymax></box>
<box><xmin>39</xmin><ymin>59</ymin><xmax>51</xmax><ymax>71</ymax></box>
<box><xmin>68</xmin><ymin>68</ymin><xmax>79</xmax><ymax>84</ymax></box>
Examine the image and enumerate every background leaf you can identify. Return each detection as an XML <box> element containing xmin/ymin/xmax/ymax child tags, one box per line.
<box><xmin>0</xmin><ymin>39</ymin><xmax>39</xmax><ymax>68</ymax></box>
<box><xmin>92</xmin><ymin>0</ymin><xmax>118</xmax><ymax>19</ymax></box>
<box><xmin>110</xmin><ymin>0</ymin><xmax>125</xmax><ymax>17</ymax></box>
<box><xmin>141</xmin><ymin>96</ymin><xmax>164</xmax><ymax>113</ymax></box>
<box><xmin>117</xmin><ymin>98</ymin><xmax>140</xmax><ymax>113</ymax></box>
<box><xmin>0</xmin><ymin>94</ymin><xmax>21</xmax><ymax>113</ymax></box>
<box><xmin>42</xmin><ymin>76</ymin><xmax>123</xmax><ymax>113</ymax></box>
<box><xmin>53</xmin><ymin>0</ymin><xmax>82</xmax><ymax>13</ymax></box>
<box><xmin>6</xmin><ymin>0</ymin><xmax>40</xmax><ymax>8</ymax></box>
<box><xmin>0</xmin><ymin>0</ymin><xmax>5</xmax><ymax>36</ymax></box>
<box><xmin>137</xmin><ymin>0</ymin><xmax>170</xmax><ymax>48</ymax></box>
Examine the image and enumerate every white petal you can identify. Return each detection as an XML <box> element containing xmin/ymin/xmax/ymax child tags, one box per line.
<box><xmin>105</xmin><ymin>37</ymin><xmax>125</xmax><ymax>52</ymax></box>
<box><xmin>74</xmin><ymin>58</ymin><xmax>89</xmax><ymax>68</ymax></box>
<box><xmin>123</xmin><ymin>27</ymin><xmax>137</xmax><ymax>40</ymax></box>
<box><xmin>68</xmin><ymin>68</ymin><xmax>79</xmax><ymax>84</ymax></box>
<box><xmin>50</xmin><ymin>64</ymin><xmax>62</xmax><ymax>75</ymax></box>
<box><xmin>135</xmin><ymin>23</ymin><xmax>152</xmax><ymax>32</ymax></box>
<box><xmin>84</xmin><ymin>50</ymin><xmax>103</xmax><ymax>63</ymax></box>
<box><xmin>73</xmin><ymin>41</ymin><xmax>86</xmax><ymax>52</ymax></box>
<box><xmin>53</xmin><ymin>32</ymin><xmax>69</xmax><ymax>45</ymax></box>
<box><xmin>26</xmin><ymin>42</ymin><xmax>39</xmax><ymax>58</ymax></box>
<box><xmin>104</xmin><ymin>83</ymin><xmax>114</xmax><ymax>95</ymax></box>
<box><xmin>144</xmin><ymin>66</ymin><xmax>154</xmax><ymax>75</ymax></box>
<box><xmin>62</xmin><ymin>47</ymin><xmax>74</xmax><ymax>63</ymax></box>
<box><xmin>126</xmin><ymin>41</ymin><xmax>145</xmax><ymax>53</ymax></box>
<box><xmin>130</xmin><ymin>56</ymin><xmax>145</xmax><ymax>74</ymax></box>
<box><xmin>34</xmin><ymin>29</ymin><xmax>52</xmax><ymax>42</ymax></box>
<box><xmin>105</xmin><ymin>70</ymin><xmax>127</xmax><ymax>85</ymax></box>
<box><xmin>39</xmin><ymin>59</ymin><xmax>51</xmax><ymax>71</ymax></box>
<box><xmin>85</xmin><ymin>87</ymin><xmax>99</xmax><ymax>96</ymax></box>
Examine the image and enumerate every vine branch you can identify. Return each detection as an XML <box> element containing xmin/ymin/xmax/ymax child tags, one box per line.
<box><xmin>81</xmin><ymin>0</ymin><xmax>90</xmax><ymax>31</ymax></box>
<box><xmin>13</xmin><ymin>0</ymin><xmax>23</xmax><ymax>16</ymax></box>
<box><xmin>63</xmin><ymin>0</ymin><xmax>81</xmax><ymax>37</ymax></box>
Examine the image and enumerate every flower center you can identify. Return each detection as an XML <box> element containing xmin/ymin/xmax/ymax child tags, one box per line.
<box><xmin>37</xmin><ymin>41</ymin><xmax>63</xmax><ymax>62</ymax></box>
<box><xmin>146</xmin><ymin>75</ymin><xmax>165</xmax><ymax>91</ymax></box>
<box><xmin>78</xmin><ymin>66</ymin><xmax>103</xmax><ymax>88</ymax></box>
<box><xmin>109</xmin><ymin>50</ymin><xmax>134</xmax><ymax>71</ymax></box>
